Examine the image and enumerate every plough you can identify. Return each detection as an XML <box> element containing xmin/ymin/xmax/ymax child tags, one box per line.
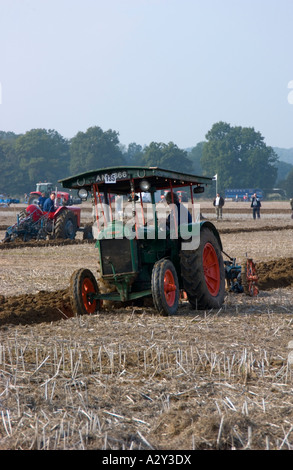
<box><xmin>223</xmin><ymin>251</ymin><xmax>259</xmax><ymax>297</ymax></box>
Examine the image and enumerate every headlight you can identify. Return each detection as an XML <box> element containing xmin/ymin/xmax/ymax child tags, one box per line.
<box><xmin>77</xmin><ymin>188</ymin><xmax>88</xmax><ymax>200</ymax></box>
<box><xmin>139</xmin><ymin>180</ymin><xmax>150</xmax><ymax>191</ymax></box>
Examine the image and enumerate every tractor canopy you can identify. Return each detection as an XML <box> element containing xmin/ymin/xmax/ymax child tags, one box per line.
<box><xmin>59</xmin><ymin>166</ymin><xmax>214</xmax><ymax>242</ymax></box>
<box><xmin>58</xmin><ymin>166</ymin><xmax>212</xmax><ymax>195</ymax></box>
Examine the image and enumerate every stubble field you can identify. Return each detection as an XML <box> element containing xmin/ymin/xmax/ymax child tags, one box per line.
<box><xmin>1</xmin><ymin>201</ymin><xmax>293</xmax><ymax>450</ymax></box>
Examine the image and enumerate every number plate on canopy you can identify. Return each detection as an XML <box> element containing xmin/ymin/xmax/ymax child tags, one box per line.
<box><xmin>105</xmin><ymin>173</ymin><xmax>117</xmax><ymax>183</ymax></box>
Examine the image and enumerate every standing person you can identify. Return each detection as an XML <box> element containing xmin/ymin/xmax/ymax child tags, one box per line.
<box><xmin>213</xmin><ymin>193</ymin><xmax>225</xmax><ymax>220</ymax></box>
<box><xmin>251</xmin><ymin>193</ymin><xmax>261</xmax><ymax>219</ymax></box>
<box><xmin>43</xmin><ymin>193</ymin><xmax>56</xmax><ymax>213</ymax></box>
<box><xmin>38</xmin><ymin>192</ymin><xmax>47</xmax><ymax>210</ymax></box>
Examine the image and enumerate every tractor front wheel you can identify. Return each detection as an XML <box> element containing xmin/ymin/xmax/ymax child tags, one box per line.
<box><xmin>70</xmin><ymin>268</ymin><xmax>100</xmax><ymax>316</ymax></box>
<box><xmin>151</xmin><ymin>259</ymin><xmax>179</xmax><ymax>316</ymax></box>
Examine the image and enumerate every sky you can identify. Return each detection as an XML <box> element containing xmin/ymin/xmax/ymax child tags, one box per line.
<box><xmin>1</xmin><ymin>0</ymin><xmax>293</xmax><ymax>150</ymax></box>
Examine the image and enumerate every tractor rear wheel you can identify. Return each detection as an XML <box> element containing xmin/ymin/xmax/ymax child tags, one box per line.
<box><xmin>54</xmin><ymin>209</ymin><xmax>77</xmax><ymax>239</ymax></box>
<box><xmin>151</xmin><ymin>259</ymin><xmax>179</xmax><ymax>316</ymax></box>
<box><xmin>180</xmin><ymin>226</ymin><xmax>225</xmax><ymax>309</ymax></box>
<box><xmin>70</xmin><ymin>268</ymin><xmax>100</xmax><ymax>315</ymax></box>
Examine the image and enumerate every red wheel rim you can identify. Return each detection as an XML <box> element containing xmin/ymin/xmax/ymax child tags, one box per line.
<box><xmin>164</xmin><ymin>269</ymin><xmax>177</xmax><ymax>306</ymax></box>
<box><xmin>203</xmin><ymin>242</ymin><xmax>220</xmax><ymax>296</ymax></box>
<box><xmin>81</xmin><ymin>278</ymin><xmax>97</xmax><ymax>314</ymax></box>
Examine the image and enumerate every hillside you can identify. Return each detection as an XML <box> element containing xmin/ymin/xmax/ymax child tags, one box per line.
<box><xmin>274</xmin><ymin>147</ymin><xmax>293</xmax><ymax>164</ymax></box>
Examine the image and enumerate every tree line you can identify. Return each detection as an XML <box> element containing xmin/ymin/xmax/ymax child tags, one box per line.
<box><xmin>0</xmin><ymin>122</ymin><xmax>292</xmax><ymax>198</ymax></box>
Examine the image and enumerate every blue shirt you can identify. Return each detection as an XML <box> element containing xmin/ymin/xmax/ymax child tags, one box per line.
<box><xmin>38</xmin><ymin>196</ymin><xmax>47</xmax><ymax>209</ymax></box>
<box><xmin>43</xmin><ymin>197</ymin><xmax>55</xmax><ymax>212</ymax></box>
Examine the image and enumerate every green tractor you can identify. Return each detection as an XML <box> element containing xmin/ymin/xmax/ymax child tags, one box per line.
<box><xmin>59</xmin><ymin>166</ymin><xmax>226</xmax><ymax>316</ymax></box>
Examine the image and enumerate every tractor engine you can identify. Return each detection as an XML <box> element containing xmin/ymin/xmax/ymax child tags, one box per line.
<box><xmin>25</xmin><ymin>204</ymin><xmax>43</xmax><ymax>222</ymax></box>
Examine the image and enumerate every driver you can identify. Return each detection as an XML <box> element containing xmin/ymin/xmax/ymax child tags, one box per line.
<box><xmin>43</xmin><ymin>193</ymin><xmax>56</xmax><ymax>212</ymax></box>
<box><xmin>165</xmin><ymin>191</ymin><xmax>192</xmax><ymax>229</ymax></box>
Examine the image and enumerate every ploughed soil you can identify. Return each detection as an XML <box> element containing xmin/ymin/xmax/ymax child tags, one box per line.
<box><xmin>1</xmin><ymin>258</ymin><xmax>293</xmax><ymax>326</ymax></box>
<box><xmin>1</xmin><ymin>201</ymin><xmax>293</xmax><ymax>451</ymax></box>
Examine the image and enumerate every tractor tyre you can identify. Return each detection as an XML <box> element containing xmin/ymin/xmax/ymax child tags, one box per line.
<box><xmin>83</xmin><ymin>223</ymin><xmax>94</xmax><ymax>240</ymax></box>
<box><xmin>70</xmin><ymin>268</ymin><xmax>100</xmax><ymax>316</ymax></box>
<box><xmin>54</xmin><ymin>209</ymin><xmax>77</xmax><ymax>239</ymax></box>
<box><xmin>180</xmin><ymin>226</ymin><xmax>225</xmax><ymax>309</ymax></box>
<box><xmin>151</xmin><ymin>258</ymin><xmax>179</xmax><ymax>316</ymax></box>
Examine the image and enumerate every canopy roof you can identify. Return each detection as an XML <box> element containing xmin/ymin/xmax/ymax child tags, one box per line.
<box><xmin>59</xmin><ymin>166</ymin><xmax>212</xmax><ymax>194</ymax></box>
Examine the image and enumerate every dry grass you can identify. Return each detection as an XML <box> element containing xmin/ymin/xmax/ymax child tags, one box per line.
<box><xmin>1</xmin><ymin>304</ymin><xmax>293</xmax><ymax>450</ymax></box>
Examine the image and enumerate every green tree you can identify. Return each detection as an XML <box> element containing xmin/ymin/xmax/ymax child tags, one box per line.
<box><xmin>14</xmin><ymin>129</ymin><xmax>70</xmax><ymax>192</ymax></box>
<box><xmin>0</xmin><ymin>139</ymin><xmax>19</xmax><ymax>194</ymax></box>
<box><xmin>124</xmin><ymin>142</ymin><xmax>144</xmax><ymax>165</ymax></box>
<box><xmin>280</xmin><ymin>168</ymin><xmax>293</xmax><ymax>198</ymax></box>
<box><xmin>141</xmin><ymin>141</ymin><xmax>192</xmax><ymax>173</ymax></box>
<box><xmin>69</xmin><ymin>126</ymin><xmax>125</xmax><ymax>174</ymax></box>
<box><xmin>188</xmin><ymin>141</ymin><xmax>205</xmax><ymax>174</ymax></box>
<box><xmin>201</xmin><ymin>122</ymin><xmax>278</xmax><ymax>192</ymax></box>
<box><xmin>0</xmin><ymin>131</ymin><xmax>21</xmax><ymax>142</ymax></box>
<box><xmin>276</xmin><ymin>160</ymin><xmax>293</xmax><ymax>183</ymax></box>
<box><xmin>0</xmin><ymin>131</ymin><xmax>23</xmax><ymax>195</ymax></box>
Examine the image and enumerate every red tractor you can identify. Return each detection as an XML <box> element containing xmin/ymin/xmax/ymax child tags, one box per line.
<box><xmin>28</xmin><ymin>182</ymin><xmax>81</xmax><ymax>206</ymax></box>
<box><xmin>2</xmin><ymin>203</ymin><xmax>92</xmax><ymax>243</ymax></box>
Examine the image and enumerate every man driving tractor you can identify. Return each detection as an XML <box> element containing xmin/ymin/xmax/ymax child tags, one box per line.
<box><xmin>43</xmin><ymin>193</ymin><xmax>56</xmax><ymax>213</ymax></box>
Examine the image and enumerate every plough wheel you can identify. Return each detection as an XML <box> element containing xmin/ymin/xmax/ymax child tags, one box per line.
<box><xmin>241</xmin><ymin>259</ymin><xmax>259</xmax><ymax>296</ymax></box>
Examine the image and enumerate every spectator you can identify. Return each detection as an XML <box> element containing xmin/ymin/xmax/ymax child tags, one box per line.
<box><xmin>251</xmin><ymin>193</ymin><xmax>261</xmax><ymax>219</ymax></box>
<box><xmin>213</xmin><ymin>193</ymin><xmax>225</xmax><ymax>219</ymax></box>
<box><xmin>43</xmin><ymin>193</ymin><xmax>56</xmax><ymax>213</ymax></box>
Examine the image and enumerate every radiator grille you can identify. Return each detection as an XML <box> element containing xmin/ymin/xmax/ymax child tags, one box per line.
<box><xmin>100</xmin><ymin>238</ymin><xmax>134</xmax><ymax>275</ymax></box>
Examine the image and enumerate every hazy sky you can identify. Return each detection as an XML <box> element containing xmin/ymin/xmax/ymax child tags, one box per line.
<box><xmin>1</xmin><ymin>0</ymin><xmax>293</xmax><ymax>149</ymax></box>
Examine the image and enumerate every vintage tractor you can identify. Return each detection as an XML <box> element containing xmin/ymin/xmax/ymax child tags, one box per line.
<box><xmin>2</xmin><ymin>202</ymin><xmax>88</xmax><ymax>242</ymax></box>
<box><xmin>59</xmin><ymin>166</ymin><xmax>227</xmax><ymax>316</ymax></box>
<box><xmin>28</xmin><ymin>182</ymin><xmax>81</xmax><ymax>206</ymax></box>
